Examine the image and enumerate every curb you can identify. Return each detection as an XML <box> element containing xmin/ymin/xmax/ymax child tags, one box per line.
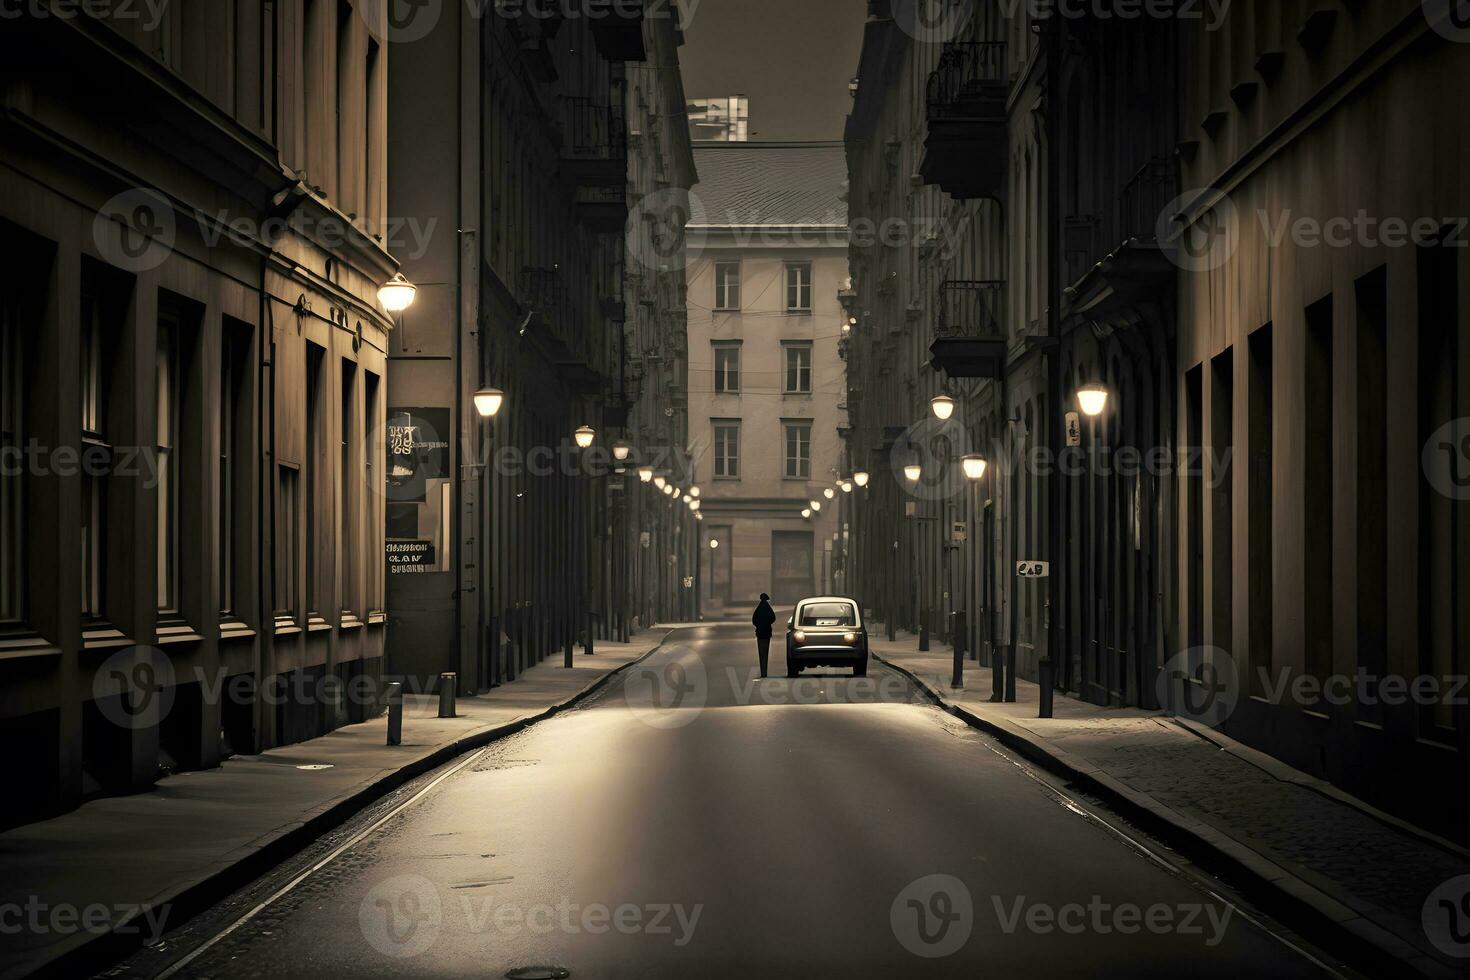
<box><xmin>31</xmin><ymin>631</ymin><xmax>676</xmax><ymax>980</ymax></box>
<box><xmin>871</xmin><ymin>650</ymin><xmax>1459</xmax><ymax>980</ymax></box>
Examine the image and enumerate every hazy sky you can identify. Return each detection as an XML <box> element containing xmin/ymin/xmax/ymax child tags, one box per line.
<box><xmin>677</xmin><ymin>0</ymin><xmax>868</xmax><ymax>142</ymax></box>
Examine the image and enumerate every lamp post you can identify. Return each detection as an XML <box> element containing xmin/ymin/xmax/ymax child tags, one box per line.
<box><xmin>473</xmin><ymin>387</ymin><xmax>504</xmax><ymax>688</ymax></box>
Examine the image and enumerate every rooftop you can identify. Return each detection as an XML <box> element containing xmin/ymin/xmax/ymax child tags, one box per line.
<box><xmin>688</xmin><ymin>141</ymin><xmax>848</xmax><ymax>228</ymax></box>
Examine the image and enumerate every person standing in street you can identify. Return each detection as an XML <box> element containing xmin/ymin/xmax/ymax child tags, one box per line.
<box><xmin>752</xmin><ymin>593</ymin><xmax>776</xmax><ymax>678</ymax></box>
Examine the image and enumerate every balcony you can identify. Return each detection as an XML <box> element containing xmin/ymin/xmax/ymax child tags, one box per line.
<box><xmin>919</xmin><ymin>42</ymin><xmax>1008</xmax><ymax>203</ymax></box>
<box><xmin>588</xmin><ymin>0</ymin><xmax>647</xmax><ymax>62</ymax></box>
<box><xmin>559</xmin><ymin>97</ymin><xmax>628</xmax><ymax>187</ymax></box>
<box><xmin>576</xmin><ymin>184</ymin><xmax>630</xmax><ymax>234</ymax></box>
<box><xmin>929</xmin><ymin>280</ymin><xmax>1006</xmax><ymax>379</ymax></box>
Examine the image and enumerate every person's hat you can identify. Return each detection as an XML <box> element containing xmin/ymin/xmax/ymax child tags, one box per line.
<box><xmin>760</xmin><ymin>593</ymin><xmax>770</xmax><ymax>601</ymax></box>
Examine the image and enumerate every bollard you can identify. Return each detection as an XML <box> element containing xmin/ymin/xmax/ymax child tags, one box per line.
<box><xmin>438</xmin><ymin>673</ymin><xmax>457</xmax><ymax>718</ymax></box>
<box><xmin>918</xmin><ymin>608</ymin><xmax>930</xmax><ymax>652</ymax></box>
<box><xmin>951</xmin><ymin>610</ymin><xmax>966</xmax><ymax>690</ymax></box>
<box><xmin>1038</xmin><ymin>657</ymin><xmax>1054</xmax><ymax>718</ymax></box>
<box><xmin>886</xmin><ymin>615</ymin><xmax>896</xmax><ymax>642</ymax></box>
<box><xmin>385</xmin><ymin>682</ymin><xmax>403</xmax><ymax>745</ymax></box>
<box><xmin>990</xmin><ymin>645</ymin><xmax>1006</xmax><ymax>703</ymax></box>
<box><xmin>564</xmin><ymin>632</ymin><xmax>574</xmax><ymax>668</ymax></box>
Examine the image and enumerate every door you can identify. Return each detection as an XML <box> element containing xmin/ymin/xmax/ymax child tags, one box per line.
<box><xmin>771</xmin><ymin>531</ymin><xmax>814</xmax><ymax>604</ymax></box>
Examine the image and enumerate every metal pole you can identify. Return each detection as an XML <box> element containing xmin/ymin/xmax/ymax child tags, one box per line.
<box><xmin>385</xmin><ymin>682</ymin><xmax>403</xmax><ymax>745</ymax></box>
<box><xmin>952</xmin><ymin>610</ymin><xmax>966</xmax><ymax>689</ymax></box>
<box><xmin>437</xmin><ymin>673</ymin><xmax>456</xmax><ymax>718</ymax></box>
<box><xmin>1040</xmin><ymin>9</ymin><xmax>1063</xmax><ymax>720</ymax></box>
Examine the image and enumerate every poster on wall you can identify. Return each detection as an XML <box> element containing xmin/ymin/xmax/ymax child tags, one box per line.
<box><xmin>386</xmin><ymin>408</ymin><xmax>452</xmax><ymax>574</ymax></box>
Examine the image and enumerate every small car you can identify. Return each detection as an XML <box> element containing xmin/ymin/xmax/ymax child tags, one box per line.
<box><xmin>785</xmin><ymin>596</ymin><xmax>868</xmax><ymax>677</ymax></box>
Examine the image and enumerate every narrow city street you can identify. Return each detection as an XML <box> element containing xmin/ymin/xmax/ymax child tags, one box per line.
<box><xmin>141</xmin><ymin>624</ymin><xmax>1331</xmax><ymax>979</ymax></box>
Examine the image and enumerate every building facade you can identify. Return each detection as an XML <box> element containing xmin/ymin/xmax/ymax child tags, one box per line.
<box><xmin>686</xmin><ymin>96</ymin><xmax>750</xmax><ymax>142</ymax></box>
<box><xmin>0</xmin><ymin>1</ymin><xmax>395</xmax><ymax>827</ymax></box>
<box><xmin>845</xmin><ymin>0</ymin><xmax>1468</xmax><ymax>837</ymax></box>
<box><xmin>387</xmin><ymin>1</ymin><xmax>695</xmax><ymax>685</ymax></box>
<box><xmin>686</xmin><ymin>142</ymin><xmax>850</xmax><ymax>611</ymax></box>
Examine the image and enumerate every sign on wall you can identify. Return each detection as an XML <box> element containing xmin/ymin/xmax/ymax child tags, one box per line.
<box><xmin>386</xmin><ymin>408</ymin><xmax>452</xmax><ymax>573</ymax></box>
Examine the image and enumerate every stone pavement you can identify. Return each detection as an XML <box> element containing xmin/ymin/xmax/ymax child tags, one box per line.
<box><xmin>870</xmin><ymin>628</ymin><xmax>1470</xmax><ymax>979</ymax></box>
<box><xmin>0</xmin><ymin>632</ymin><xmax>670</xmax><ymax>980</ymax></box>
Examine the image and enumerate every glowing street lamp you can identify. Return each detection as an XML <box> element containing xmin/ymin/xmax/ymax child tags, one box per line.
<box><xmin>708</xmin><ymin>538</ymin><xmax>719</xmax><ymax>549</ymax></box>
<box><xmin>823</xmin><ymin>487</ymin><xmax>835</xmax><ymax>499</ymax></box>
<box><xmin>473</xmin><ymin>387</ymin><xmax>505</xmax><ymax>418</ymax></box>
<box><xmin>573</xmin><ymin>425</ymin><xmax>595</xmax><ymax>449</ymax></box>
<box><xmin>1077</xmin><ymin>382</ymin><xmax>1110</xmax><ymax>418</ymax></box>
<box><xmin>961</xmin><ymin>454</ymin><xmax>988</xmax><ymax>481</ymax></box>
<box><xmin>612</xmin><ymin>441</ymin><xmax>631</xmax><ymax>462</ymax></box>
<box><xmin>929</xmin><ymin>394</ymin><xmax>956</xmax><ymax>421</ymax></box>
<box><xmin>853</xmin><ymin>471</ymin><xmax>870</xmax><ymax>487</ymax></box>
<box><xmin>689</xmin><ymin>499</ymin><xmax>701</xmax><ymax>511</ymax></box>
<box><xmin>378</xmin><ymin>273</ymin><xmax>417</xmax><ymax>312</ymax></box>
<box><xmin>689</xmin><ymin>486</ymin><xmax>701</xmax><ymax>498</ymax></box>
<box><xmin>654</xmin><ymin>475</ymin><xmax>667</xmax><ymax>490</ymax></box>
<box><xmin>801</xmin><ymin>508</ymin><xmax>812</xmax><ymax>519</ymax></box>
<box><xmin>638</xmin><ymin>467</ymin><xmax>654</xmax><ymax>483</ymax></box>
<box><xmin>809</xmin><ymin>500</ymin><xmax>822</xmax><ymax>512</ymax></box>
<box><xmin>840</xmin><ymin>480</ymin><xmax>853</xmax><ymax>493</ymax></box>
<box><xmin>903</xmin><ymin>463</ymin><xmax>922</xmax><ymax>482</ymax></box>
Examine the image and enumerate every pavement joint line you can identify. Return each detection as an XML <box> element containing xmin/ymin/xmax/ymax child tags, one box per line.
<box><xmin>869</xmin><ymin>649</ymin><xmax>1448</xmax><ymax>980</ymax></box>
<box><xmin>47</xmin><ymin>630</ymin><xmax>675</xmax><ymax>980</ymax></box>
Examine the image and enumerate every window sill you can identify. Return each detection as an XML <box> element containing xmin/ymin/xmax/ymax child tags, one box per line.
<box><xmin>156</xmin><ymin>619</ymin><xmax>204</xmax><ymax>646</ymax></box>
<box><xmin>782</xmin><ymin>392</ymin><xmax>813</xmax><ymax>399</ymax></box>
<box><xmin>306</xmin><ymin>615</ymin><xmax>332</xmax><ymax>633</ymax></box>
<box><xmin>273</xmin><ymin>615</ymin><xmax>302</xmax><ymax>637</ymax></box>
<box><xmin>0</xmin><ymin>629</ymin><xmax>60</xmax><ymax>661</ymax></box>
<box><xmin>340</xmin><ymin>612</ymin><xmax>365</xmax><ymax>630</ymax></box>
<box><xmin>367</xmin><ymin>611</ymin><xmax>388</xmax><ymax>626</ymax></box>
<box><xmin>785</xmin><ymin>310</ymin><xmax>812</xmax><ymax>316</ymax></box>
<box><xmin>83</xmin><ymin>623</ymin><xmax>135</xmax><ymax>651</ymax></box>
<box><xmin>220</xmin><ymin>619</ymin><xmax>257</xmax><ymax>641</ymax></box>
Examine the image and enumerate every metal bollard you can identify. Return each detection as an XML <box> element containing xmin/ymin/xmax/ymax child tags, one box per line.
<box><xmin>1038</xmin><ymin>657</ymin><xmax>1054</xmax><ymax>718</ymax></box>
<box><xmin>438</xmin><ymin>673</ymin><xmax>457</xmax><ymax>718</ymax></box>
<box><xmin>951</xmin><ymin>611</ymin><xmax>966</xmax><ymax>690</ymax></box>
<box><xmin>385</xmin><ymin>682</ymin><xmax>403</xmax><ymax>745</ymax></box>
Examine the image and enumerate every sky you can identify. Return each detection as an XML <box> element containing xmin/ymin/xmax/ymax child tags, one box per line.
<box><xmin>677</xmin><ymin>0</ymin><xmax>868</xmax><ymax>142</ymax></box>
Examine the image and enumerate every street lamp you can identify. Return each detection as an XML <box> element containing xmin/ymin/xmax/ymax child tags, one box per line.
<box><xmin>809</xmin><ymin>499</ymin><xmax>822</xmax><ymax>512</ymax></box>
<box><xmin>573</xmin><ymin>425</ymin><xmax>595</xmax><ymax>449</ymax></box>
<box><xmin>638</xmin><ymin>467</ymin><xmax>654</xmax><ymax>483</ymax></box>
<box><xmin>689</xmin><ymin>486</ymin><xmax>701</xmax><ymax>498</ymax></box>
<box><xmin>708</xmin><ymin>538</ymin><xmax>718</xmax><ymax>549</ymax></box>
<box><xmin>801</xmin><ymin>508</ymin><xmax>812</xmax><ymax>519</ymax></box>
<box><xmin>654</xmin><ymin>475</ymin><xmax>667</xmax><ymax>490</ymax></box>
<box><xmin>378</xmin><ymin>273</ymin><xmax>417</xmax><ymax>312</ymax></box>
<box><xmin>682</xmin><ymin>494</ymin><xmax>691</xmax><ymax>504</ymax></box>
<box><xmin>689</xmin><ymin>499</ymin><xmax>701</xmax><ymax>511</ymax></box>
<box><xmin>853</xmin><ymin>470</ymin><xmax>870</xmax><ymax>487</ymax></box>
<box><xmin>1077</xmin><ymin>382</ymin><xmax>1110</xmax><ymax>417</ymax></box>
<box><xmin>929</xmin><ymin>394</ymin><xmax>956</xmax><ymax>421</ymax></box>
<box><xmin>840</xmin><ymin>480</ymin><xmax>853</xmax><ymax>493</ymax></box>
<box><xmin>473</xmin><ymin>387</ymin><xmax>504</xmax><ymax>418</ymax></box>
<box><xmin>961</xmin><ymin>454</ymin><xmax>988</xmax><ymax>481</ymax></box>
<box><xmin>612</xmin><ymin>441</ymin><xmax>631</xmax><ymax>462</ymax></box>
<box><xmin>903</xmin><ymin>463</ymin><xmax>922</xmax><ymax>482</ymax></box>
<box><xmin>823</xmin><ymin>487</ymin><xmax>835</xmax><ymax>499</ymax></box>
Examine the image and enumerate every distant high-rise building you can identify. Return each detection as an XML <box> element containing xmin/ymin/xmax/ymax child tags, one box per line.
<box><xmin>686</xmin><ymin>96</ymin><xmax>749</xmax><ymax>141</ymax></box>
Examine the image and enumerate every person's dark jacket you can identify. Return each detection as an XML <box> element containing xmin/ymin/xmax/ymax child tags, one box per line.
<box><xmin>752</xmin><ymin>600</ymin><xmax>776</xmax><ymax>638</ymax></box>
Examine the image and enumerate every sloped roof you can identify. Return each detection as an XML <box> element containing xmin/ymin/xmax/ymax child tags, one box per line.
<box><xmin>689</xmin><ymin>141</ymin><xmax>848</xmax><ymax>228</ymax></box>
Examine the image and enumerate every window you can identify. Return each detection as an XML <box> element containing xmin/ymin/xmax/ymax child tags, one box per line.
<box><xmin>713</xmin><ymin>420</ymin><xmax>740</xmax><ymax>479</ymax></box>
<box><xmin>156</xmin><ymin>315</ymin><xmax>180</xmax><ymax>612</ymax></box>
<box><xmin>713</xmin><ymin>343</ymin><xmax>741</xmax><ymax>394</ymax></box>
<box><xmin>340</xmin><ymin>361</ymin><xmax>357</xmax><ymax>615</ymax></box>
<box><xmin>305</xmin><ymin>344</ymin><xmax>325</xmax><ymax>616</ymax></box>
<box><xmin>275</xmin><ymin>465</ymin><xmax>299</xmax><ymax>618</ymax></box>
<box><xmin>798</xmin><ymin>601</ymin><xmax>856</xmax><ymax>627</ymax></box>
<box><xmin>783</xmin><ymin>421</ymin><xmax>811</xmax><ymax>479</ymax></box>
<box><xmin>785</xmin><ymin>263</ymin><xmax>812</xmax><ymax>313</ymax></box>
<box><xmin>81</xmin><ymin>291</ymin><xmax>109</xmax><ymax>620</ymax></box>
<box><xmin>1</xmin><ymin>291</ymin><xmax>23</xmax><ymax>624</ymax></box>
<box><xmin>1246</xmin><ymin>324</ymin><xmax>1273</xmax><ymax>697</ymax></box>
<box><xmin>219</xmin><ymin>324</ymin><xmax>249</xmax><ymax>619</ymax></box>
<box><xmin>784</xmin><ymin>342</ymin><xmax>812</xmax><ymax>394</ymax></box>
<box><xmin>364</xmin><ymin>371</ymin><xmax>382</xmax><ymax>612</ymax></box>
<box><xmin>1303</xmin><ymin>297</ymin><xmax>1334</xmax><ymax>684</ymax></box>
<box><xmin>714</xmin><ymin>262</ymin><xmax>741</xmax><ymax>310</ymax></box>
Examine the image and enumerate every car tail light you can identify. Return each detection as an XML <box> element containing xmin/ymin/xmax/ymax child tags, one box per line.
<box><xmin>843</xmin><ymin>631</ymin><xmax>857</xmax><ymax>644</ymax></box>
<box><xmin>793</xmin><ymin>630</ymin><xmax>806</xmax><ymax>644</ymax></box>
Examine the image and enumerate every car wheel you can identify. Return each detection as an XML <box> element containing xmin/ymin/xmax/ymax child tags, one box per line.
<box><xmin>787</xmin><ymin>663</ymin><xmax>800</xmax><ymax>678</ymax></box>
<box><xmin>854</xmin><ymin>660</ymin><xmax>867</xmax><ymax>677</ymax></box>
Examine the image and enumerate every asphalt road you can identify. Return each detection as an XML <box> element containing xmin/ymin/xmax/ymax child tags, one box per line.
<box><xmin>148</xmin><ymin>624</ymin><xmax>1335</xmax><ymax>978</ymax></box>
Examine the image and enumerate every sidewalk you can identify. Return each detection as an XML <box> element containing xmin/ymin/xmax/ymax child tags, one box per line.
<box><xmin>870</xmin><ymin>629</ymin><xmax>1470</xmax><ymax>979</ymax></box>
<box><xmin>0</xmin><ymin>632</ymin><xmax>671</xmax><ymax>979</ymax></box>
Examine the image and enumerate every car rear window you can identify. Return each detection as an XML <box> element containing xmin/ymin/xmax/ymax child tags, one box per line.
<box><xmin>798</xmin><ymin>602</ymin><xmax>856</xmax><ymax>626</ymax></box>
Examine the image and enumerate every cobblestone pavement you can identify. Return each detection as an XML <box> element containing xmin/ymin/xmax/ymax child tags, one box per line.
<box><xmin>870</xmin><ymin>633</ymin><xmax>1470</xmax><ymax>972</ymax></box>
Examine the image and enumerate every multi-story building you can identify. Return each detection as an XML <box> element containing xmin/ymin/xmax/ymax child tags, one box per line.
<box><xmin>0</xmin><ymin>1</ymin><xmax>396</xmax><ymax>827</ymax></box>
<box><xmin>1175</xmin><ymin>0</ymin><xmax>1469</xmax><ymax>835</ymax></box>
<box><xmin>846</xmin><ymin>0</ymin><xmax>1468</xmax><ymax>837</ymax></box>
<box><xmin>387</xmin><ymin>0</ymin><xmax>695</xmax><ymax>685</ymax></box>
<box><xmin>686</xmin><ymin>96</ymin><xmax>750</xmax><ymax>142</ymax></box>
<box><xmin>686</xmin><ymin>142</ymin><xmax>849</xmax><ymax>610</ymax></box>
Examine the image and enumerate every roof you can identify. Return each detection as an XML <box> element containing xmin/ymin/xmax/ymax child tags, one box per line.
<box><xmin>688</xmin><ymin>141</ymin><xmax>848</xmax><ymax>228</ymax></box>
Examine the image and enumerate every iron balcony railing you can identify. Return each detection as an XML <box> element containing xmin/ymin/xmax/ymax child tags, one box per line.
<box><xmin>1117</xmin><ymin>156</ymin><xmax>1179</xmax><ymax>244</ymax></box>
<box><xmin>935</xmin><ymin>280</ymin><xmax>1005</xmax><ymax>340</ymax></box>
<box><xmin>926</xmin><ymin>42</ymin><xmax>1008</xmax><ymax>118</ymax></box>
<box><xmin>560</xmin><ymin>96</ymin><xmax>627</xmax><ymax>159</ymax></box>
